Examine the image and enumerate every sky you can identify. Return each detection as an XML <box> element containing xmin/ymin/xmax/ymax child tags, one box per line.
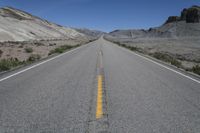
<box><xmin>0</xmin><ymin>0</ymin><xmax>199</xmax><ymax>32</ymax></box>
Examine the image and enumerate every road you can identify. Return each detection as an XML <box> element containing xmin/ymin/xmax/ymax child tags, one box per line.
<box><xmin>0</xmin><ymin>38</ymin><xmax>200</xmax><ymax>133</ymax></box>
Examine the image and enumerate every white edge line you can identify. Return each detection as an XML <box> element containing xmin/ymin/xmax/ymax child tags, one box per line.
<box><xmin>113</xmin><ymin>43</ymin><xmax>200</xmax><ymax>84</ymax></box>
<box><xmin>0</xmin><ymin>44</ymin><xmax>89</xmax><ymax>82</ymax></box>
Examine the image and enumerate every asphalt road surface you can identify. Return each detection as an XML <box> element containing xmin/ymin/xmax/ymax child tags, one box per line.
<box><xmin>0</xmin><ymin>38</ymin><xmax>200</xmax><ymax>133</ymax></box>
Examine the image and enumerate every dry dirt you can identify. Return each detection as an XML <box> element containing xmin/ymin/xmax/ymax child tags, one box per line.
<box><xmin>104</xmin><ymin>35</ymin><xmax>200</xmax><ymax>70</ymax></box>
<box><xmin>0</xmin><ymin>37</ymin><xmax>93</xmax><ymax>61</ymax></box>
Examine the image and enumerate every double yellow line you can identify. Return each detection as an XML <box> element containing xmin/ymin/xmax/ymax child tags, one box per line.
<box><xmin>96</xmin><ymin>51</ymin><xmax>103</xmax><ymax>119</ymax></box>
<box><xmin>96</xmin><ymin>75</ymin><xmax>103</xmax><ymax>119</ymax></box>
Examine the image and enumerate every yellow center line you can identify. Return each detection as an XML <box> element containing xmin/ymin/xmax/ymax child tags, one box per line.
<box><xmin>99</xmin><ymin>51</ymin><xmax>103</xmax><ymax>69</ymax></box>
<box><xmin>96</xmin><ymin>75</ymin><xmax>103</xmax><ymax>119</ymax></box>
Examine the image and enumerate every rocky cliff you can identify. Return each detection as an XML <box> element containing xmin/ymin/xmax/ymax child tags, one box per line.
<box><xmin>165</xmin><ymin>5</ymin><xmax>200</xmax><ymax>24</ymax></box>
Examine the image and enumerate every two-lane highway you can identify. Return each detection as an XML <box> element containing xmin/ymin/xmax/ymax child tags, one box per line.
<box><xmin>0</xmin><ymin>38</ymin><xmax>200</xmax><ymax>133</ymax></box>
<box><xmin>102</xmin><ymin>40</ymin><xmax>200</xmax><ymax>133</ymax></box>
<box><xmin>0</xmin><ymin>40</ymin><xmax>101</xmax><ymax>132</ymax></box>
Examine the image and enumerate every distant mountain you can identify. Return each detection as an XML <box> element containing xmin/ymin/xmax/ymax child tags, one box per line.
<box><xmin>0</xmin><ymin>7</ymin><xmax>86</xmax><ymax>42</ymax></box>
<box><xmin>108</xmin><ymin>5</ymin><xmax>200</xmax><ymax>39</ymax></box>
<box><xmin>74</xmin><ymin>28</ymin><xmax>104</xmax><ymax>38</ymax></box>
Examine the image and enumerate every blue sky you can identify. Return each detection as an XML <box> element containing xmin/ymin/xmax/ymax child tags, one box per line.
<box><xmin>0</xmin><ymin>0</ymin><xmax>199</xmax><ymax>32</ymax></box>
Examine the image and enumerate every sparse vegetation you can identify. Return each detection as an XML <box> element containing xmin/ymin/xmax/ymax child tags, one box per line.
<box><xmin>151</xmin><ymin>52</ymin><xmax>170</xmax><ymax>61</ymax></box>
<box><xmin>0</xmin><ymin>40</ymin><xmax>89</xmax><ymax>72</ymax></box>
<box><xmin>27</xmin><ymin>54</ymin><xmax>41</xmax><ymax>62</ymax></box>
<box><xmin>0</xmin><ymin>49</ymin><xmax>3</xmax><ymax>57</ymax></box>
<box><xmin>0</xmin><ymin>58</ymin><xmax>22</xmax><ymax>71</ymax></box>
<box><xmin>49</xmin><ymin>43</ymin><xmax>56</xmax><ymax>46</ymax></box>
<box><xmin>48</xmin><ymin>44</ymin><xmax>80</xmax><ymax>55</ymax></box>
<box><xmin>151</xmin><ymin>52</ymin><xmax>182</xmax><ymax>68</ymax></box>
<box><xmin>0</xmin><ymin>54</ymin><xmax>42</xmax><ymax>72</ymax></box>
<box><xmin>25</xmin><ymin>47</ymin><xmax>33</xmax><ymax>53</ymax></box>
<box><xmin>34</xmin><ymin>42</ymin><xmax>45</xmax><ymax>46</ymax></box>
<box><xmin>170</xmin><ymin>59</ymin><xmax>182</xmax><ymax>68</ymax></box>
<box><xmin>118</xmin><ymin>43</ymin><xmax>140</xmax><ymax>51</ymax></box>
<box><xmin>105</xmin><ymin>39</ymin><xmax>143</xmax><ymax>53</ymax></box>
<box><xmin>191</xmin><ymin>65</ymin><xmax>200</xmax><ymax>75</ymax></box>
<box><xmin>112</xmin><ymin>40</ymin><xmax>183</xmax><ymax>68</ymax></box>
<box><xmin>106</xmin><ymin>37</ymin><xmax>200</xmax><ymax>76</ymax></box>
<box><xmin>18</xmin><ymin>44</ymin><xmax>24</xmax><ymax>48</ymax></box>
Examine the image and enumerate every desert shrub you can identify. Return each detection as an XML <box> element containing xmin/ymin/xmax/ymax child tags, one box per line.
<box><xmin>34</xmin><ymin>42</ymin><xmax>45</xmax><ymax>46</ymax></box>
<box><xmin>128</xmin><ymin>46</ymin><xmax>139</xmax><ymax>51</ymax></box>
<box><xmin>152</xmin><ymin>52</ymin><xmax>172</xmax><ymax>62</ymax></box>
<box><xmin>30</xmin><ymin>31</ymin><xmax>36</xmax><ymax>35</ymax></box>
<box><xmin>48</xmin><ymin>44</ymin><xmax>79</xmax><ymax>55</ymax></box>
<box><xmin>0</xmin><ymin>49</ymin><xmax>3</xmax><ymax>57</ymax></box>
<box><xmin>25</xmin><ymin>47</ymin><xmax>33</xmax><ymax>53</ymax></box>
<box><xmin>27</xmin><ymin>54</ymin><xmax>41</xmax><ymax>62</ymax></box>
<box><xmin>49</xmin><ymin>47</ymin><xmax>64</xmax><ymax>55</ymax></box>
<box><xmin>18</xmin><ymin>44</ymin><xmax>24</xmax><ymax>48</ymax></box>
<box><xmin>118</xmin><ymin>43</ymin><xmax>139</xmax><ymax>51</ymax></box>
<box><xmin>170</xmin><ymin>59</ymin><xmax>182</xmax><ymax>68</ymax></box>
<box><xmin>152</xmin><ymin>52</ymin><xmax>182</xmax><ymax>68</ymax></box>
<box><xmin>49</xmin><ymin>43</ymin><xmax>56</xmax><ymax>46</ymax></box>
<box><xmin>0</xmin><ymin>58</ymin><xmax>22</xmax><ymax>71</ymax></box>
<box><xmin>191</xmin><ymin>65</ymin><xmax>200</xmax><ymax>75</ymax></box>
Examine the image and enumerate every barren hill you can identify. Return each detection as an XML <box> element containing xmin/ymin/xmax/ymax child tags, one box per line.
<box><xmin>0</xmin><ymin>7</ymin><xmax>85</xmax><ymax>42</ymax></box>
<box><xmin>108</xmin><ymin>5</ymin><xmax>200</xmax><ymax>39</ymax></box>
<box><xmin>105</xmin><ymin>5</ymin><xmax>200</xmax><ymax>73</ymax></box>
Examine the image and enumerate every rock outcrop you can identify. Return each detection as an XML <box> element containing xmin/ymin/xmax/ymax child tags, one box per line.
<box><xmin>165</xmin><ymin>5</ymin><xmax>200</xmax><ymax>24</ymax></box>
<box><xmin>165</xmin><ymin>16</ymin><xmax>180</xmax><ymax>24</ymax></box>
<box><xmin>184</xmin><ymin>6</ymin><xmax>200</xmax><ymax>23</ymax></box>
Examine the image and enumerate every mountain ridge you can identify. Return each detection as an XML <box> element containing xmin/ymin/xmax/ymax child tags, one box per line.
<box><xmin>0</xmin><ymin>6</ymin><xmax>88</xmax><ymax>42</ymax></box>
<box><xmin>107</xmin><ymin>5</ymin><xmax>200</xmax><ymax>39</ymax></box>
